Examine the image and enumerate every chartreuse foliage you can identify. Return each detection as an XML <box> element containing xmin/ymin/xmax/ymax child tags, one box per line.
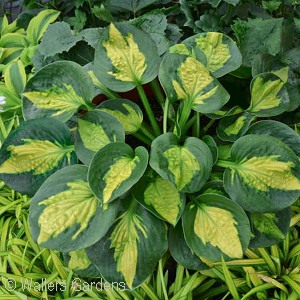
<box><xmin>0</xmin><ymin>20</ymin><xmax>299</xmax><ymax>292</ymax></box>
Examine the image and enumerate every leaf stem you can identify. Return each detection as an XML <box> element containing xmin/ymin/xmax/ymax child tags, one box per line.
<box><xmin>178</xmin><ymin>101</ymin><xmax>192</xmax><ymax>130</ymax></box>
<box><xmin>132</xmin><ymin>131</ymin><xmax>152</xmax><ymax>145</ymax></box>
<box><xmin>139</xmin><ymin>124</ymin><xmax>155</xmax><ymax>141</ymax></box>
<box><xmin>150</xmin><ymin>78</ymin><xmax>165</xmax><ymax>107</ymax></box>
<box><xmin>181</xmin><ymin>115</ymin><xmax>197</xmax><ymax>136</ymax></box>
<box><xmin>203</xmin><ymin>119</ymin><xmax>215</xmax><ymax>133</ymax></box>
<box><xmin>193</xmin><ymin>112</ymin><xmax>200</xmax><ymax>138</ymax></box>
<box><xmin>216</xmin><ymin>160</ymin><xmax>236</xmax><ymax>169</ymax></box>
<box><xmin>137</xmin><ymin>84</ymin><xmax>161</xmax><ymax>137</ymax></box>
<box><xmin>163</xmin><ymin>98</ymin><xmax>170</xmax><ymax>134</ymax></box>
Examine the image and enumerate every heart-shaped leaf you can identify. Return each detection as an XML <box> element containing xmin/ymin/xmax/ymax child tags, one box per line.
<box><xmin>93</xmin><ymin>23</ymin><xmax>159</xmax><ymax>92</ymax></box>
<box><xmin>22</xmin><ymin>61</ymin><xmax>94</xmax><ymax>122</ymax></box>
<box><xmin>29</xmin><ymin>165</ymin><xmax>120</xmax><ymax>251</ymax></box>
<box><xmin>0</xmin><ymin>118</ymin><xmax>77</xmax><ymax>195</ymax></box>
<box><xmin>86</xmin><ymin>196</ymin><xmax>168</xmax><ymax>289</ymax></box>
<box><xmin>221</xmin><ymin>135</ymin><xmax>300</xmax><ymax>212</ymax></box>
<box><xmin>150</xmin><ymin>133</ymin><xmax>213</xmax><ymax>193</ymax></box>
<box><xmin>159</xmin><ymin>53</ymin><xmax>230</xmax><ymax>113</ymax></box>
<box><xmin>182</xmin><ymin>194</ymin><xmax>251</xmax><ymax>260</ymax></box>
<box><xmin>75</xmin><ymin>110</ymin><xmax>125</xmax><ymax>165</ymax></box>
<box><xmin>88</xmin><ymin>142</ymin><xmax>148</xmax><ymax>204</ymax></box>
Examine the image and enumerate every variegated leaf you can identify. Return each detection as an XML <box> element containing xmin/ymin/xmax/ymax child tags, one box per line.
<box><xmin>93</xmin><ymin>23</ymin><xmax>159</xmax><ymax>92</ymax></box>
<box><xmin>247</xmin><ymin>73</ymin><xmax>289</xmax><ymax>117</ymax></box>
<box><xmin>0</xmin><ymin>118</ymin><xmax>77</xmax><ymax>195</ymax></box>
<box><xmin>88</xmin><ymin>142</ymin><xmax>148</xmax><ymax>204</ymax></box>
<box><xmin>29</xmin><ymin>165</ymin><xmax>120</xmax><ymax>251</ymax></box>
<box><xmin>22</xmin><ymin>61</ymin><xmax>94</xmax><ymax>122</ymax></box>
<box><xmin>75</xmin><ymin>110</ymin><xmax>125</xmax><ymax>165</ymax></box>
<box><xmin>150</xmin><ymin>133</ymin><xmax>213</xmax><ymax>193</ymax></box>
<box><xmin>182</xmin><ymin>194</ymin><xmax>250</xmax><ymax>260</ymax></box>
<box><xmin>86</xmin><ymin>196</ymin><xmax>168</xmax><ymax>289</ymax></box>
<box><xmin>98</xmin><ymin>99</ymin><xmax>143</xmax><ymax>134</ymax></box>
<box><xmin>221</xmin><ymin>135</ymin><xmax>300</xmax><ymax>212</ymax></box>
<box><xmin>159</xmin><ymin>53</ymin><xmax>230</xmax><ymax>113</ymax></box>
<box><xmin>133</xmin><ymin>175</ymin><xmax>185</xmax><ymax>226</ymax></box>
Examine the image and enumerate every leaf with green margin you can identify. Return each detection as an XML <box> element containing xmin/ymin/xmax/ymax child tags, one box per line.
<box><xmin>223</xmin><ymin>135</ymin><xmax>300</xmax><ymax>213</ymax></box>
<box><xmin>97</xmin><ymin>99</ymin><xmax>143</xmax><ymax>134</ymax></box>
<box><xmin>181</xmin><ymin>32</ymin><xmax>242</xmax><ymax>78</ymax></box>
<box><xmin>169</xmin><ymin>221</ymin><xmax>208</xmax><ymax>271</ymax></box>
<box><xmin>248</xmin><ymin>73</ymin><xmax>289</xmax><ymax>117</ymax></box>
<box><xmin>29</xmin><ymin>165</ymin><xmax>120</xmax><ymax>252</ymax></box>
<box><xmin>150</xmin><ymin>133</ymin><xmax>213</xmax><ymax>193</ymax></box>
<box><xmin>22</xmin><ymin>61</ymin><xmax>94</xmax><ymax>122</ymax></box>
<box><xmin>198</xmin><ymin>181</ymin><xmax>228</xmax><ymax>197</ymax></box>
<box><xmin>133</xmin><ymin>175</ymin><xmax>185</xmax><ymax>226</ymax></box>
<box><xmin>0</xmin><ymin>118</ymin><xmax>76</xmax><ymax>195</ymax></box>
<box><xmin>217</xmin><ymin>112</ymin><xmax>255</xmax><ymax>142</ymax></box>
<box><xmin>93</xmin><ymin>23</ymin><xmax>159</xmax><ymax>92</ymax></box>
<box><xmin>4</xmin><ymin>60</ymin><xmax>26</xmax><ymax>95</ymax></box>
<box><xmin>159</xmin><ymin>53</ymin><xmax>230</xmax><ymax>114</ymax></box>
<box><xmin>205</xmin><ymin>105</ymin><xmax>244</xmax><ymax>120</ymax></box>
<box><xmin>26</xmin><ymin>9</ymin><xmax>60</xmax><ymax>45</ymax></box>
<box><xmin>64</xmin><ymin>249</ymin><xmax>100</xmax><ymax>277</ymax></box>
<box><xmin>106</xmin><ymin>0</ymin><xmax>156</xmax><ymax>13</ymax></box>
<box><xmin>88</xmin><ymin>142</ymin><xmax>148</xmax><ymax>205</ymax></box>
<box><xmin>246</xmin><ymin>120</ymin><xmax>300</xmax><ymax>157</ymax></box>
<box><xmin>202</xmin><ymin>135</ymin><xmax>218</xmax><ymax>164</ymax></box>
<box><xmin>249</xmin><ymin>207</ymin><xmax>291</xmax><ymax>248</ymax></box>
<box><xmin>75</xmin><ymin>110</ymin><xmax>125</xmax><ymax>165</ymax></box>
<box><xmin>86</xmin><ymin>196</ymin><xmax>168</xmax><ymax>289</ymax></box>
<box><xmin>182</xmin><ymin>194</ymin><xmax>250</xmax><ymax>261</ymax></box>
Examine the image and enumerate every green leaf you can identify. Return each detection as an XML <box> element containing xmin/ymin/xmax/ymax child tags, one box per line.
<box><xmin>0</xmin><ymin>84</ymin><xmax>21</xmax><ymax>112</ymax></box>
<box><xmin>0</xmin><ymin>118</ymin><xmax>77</xmax><ymax>195</ymax></box>
<box><xmin>130</xmin><ymin>10</ymin><xmax>169</xmax><ymax>56</ymax></box>
<box><xmin>86</xmin><ymin>196</ymin><xmax>168</xmax><ymax>289</ymax></box>
<box><xmin>195</xmin><ymin>15</ymin><xmax>221</xmax><ymax>32</ymax></box>
<box><xmin>179</xmin><ymin>32</ymin><xmax>242</xmax><ymax>77</ymax></box>
<box><xmin>222</xmin><ymin>135</ymin><xmax>300</xmax><ymax>212</ymax></box>
<box><xmin>105</xmin><ymin>0</ymin><xmax>156</xmax><ymax>13</ymax></box>
<box><xmin>39</xmin><ymin>22</ymin><xmax>82</xmax><ymax>59</ymax></box>
<box><xmin>217</xmin><ymin>111</ymin><xmax>255</xmax><ymax>142</ymax></box>
<box><xmin>133</xmin><ymin>175</ymin><xmax>185</xmax><ymax>226</ymax></box>
<box><xmin>93</xmin><ymin>22</ymin><xmax>160</xmax><ymax>92</ymax></box>
<box><xmin>0</xmin><ymin>33</ymin><xmax>26</xmax><ymax>48</ymax></box>
<box><xmin>97</xmin><ymin>99</ymin><xmax>143</xmax><ymax>134</ymax></box>
<box><xmin>75</xmin><ymin>110</ymin><xmax>125</xmax><ymax>165</ymax></box>
<box><xmin>67</xmin><ymin>9</ymin><xmax>87</xmax><ymax>32</ymax></box>
<box><xmin>199</xmin><ymin>180</ymin><xmax>228</xmax><ymax>197</ymax></box>
<box><xmin>22</xmin><ymin>61</ymin><xmax>94</xmax><ymax>122</ymax></box>
<box><xmin>150</xmin><ymin>133</ymin><xmax>213</xmax><ymax>193</ymax></box>
<box><xmin>88</xmin><ymin>142</ymin><xmax>148</xmax><ymax>205</ymax></box>
<box><xmin>182</xmin><ymin>194</ymin><xmax>251</xmax><ymax>260</ymax></box>
<box><xmin>232</xmin><ymin>18</ymin><xmax>283</xmax><ymax>67</ymax></box>
<box><xmin>248</xmin><ymin>73</ymin><xmax>289</xmax><ymax>117</ymax></box>
<box><xmin>4</xmin><ymin>60</ymin><xmax>26</xmax><ymax>95</ymax></box>
<box><xmin>29</xmin><ymin>165</ymin><xmax>120</xmax><ymax>251</ymax></box>
<box><xmin>159</xmin><ymin>53</ymin><xmax>230</xmax><ymax>113</ymax></box>
<box><xmin>64</xmin><ymin>249</ymin><xmax>100</xmax><ymax>277</ymax></box>
<box><xmin>246</xmin><ymin>120</ymin><xmax>300</xmax><ymax>156</ymax></box>
<box><xmin>169</xmin><ymin>221</ymin><xmax>208</xmax><ymax>270</ymax></box>
<box><xmin>26</xmin><ymin>9</ymin><xmax>60</xmax><ymax>45</ymax></box>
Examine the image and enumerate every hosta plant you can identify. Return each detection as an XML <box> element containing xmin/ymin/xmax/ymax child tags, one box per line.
<box><xmin>0</xmin><ymin>21</ymin><xmax>299</xmax><ymax>290</ymax></box>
